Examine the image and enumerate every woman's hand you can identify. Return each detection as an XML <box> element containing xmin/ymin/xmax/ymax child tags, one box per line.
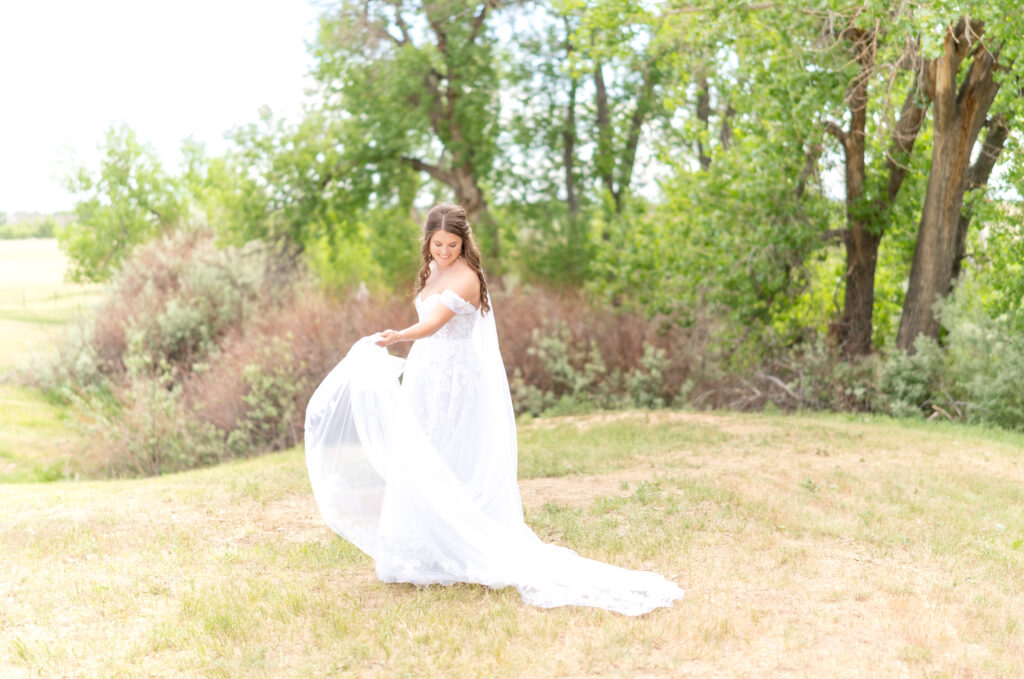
<box><xmin>376</xmin><ymin>329</ymin><xmax>402</xmax><ymax>347</ymax></box>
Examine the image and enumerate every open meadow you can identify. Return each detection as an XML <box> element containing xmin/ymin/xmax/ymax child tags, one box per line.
<box><xmin>0</xmin><ymin>239</ymin><xmax>101</xmax><ymax>482</ymax></box>
<box><xmin>1</xmin><ymin>239</ymin><xmax>1023</xmax><ymax>677</ymax></box>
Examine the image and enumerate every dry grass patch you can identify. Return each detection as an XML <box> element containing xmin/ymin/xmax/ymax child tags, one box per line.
<box><xmin>2</xmin><ymin>411</ymin><xmax>1023</xmax><ymax>677</ymax></box>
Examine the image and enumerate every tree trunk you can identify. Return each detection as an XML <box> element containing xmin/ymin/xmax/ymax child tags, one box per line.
<box><xmin>827</xmin><ymin>27</ymin><xmax>874</xmax><ymax>357</ymax></box>
<box><xmin>897</xmin><ymin>20</ymin><xmax>1000</xmax><ymax>351</ymax></box>
<box><xmin>696</xmin><ymin>70</ymin><xmax>712</xmax><ymax>170</ymax></box>
<box><xmin>837</xmin><ymin>78</ymin><xmax>929</xmax><ymax>356</ymax></box>
<box><xmin>827</xmin><ymin>25</ymin><xmax>929</xmax><ymax>357</ymax></box>
<box><xmin>720</xmin><ymin>103</ymin><xmax>735</xmax><ymax>151</ymax></box>
<box><xmin>563</xmin><ymin>32</ymin><xmax>580</xmax><ymax>217</ymax></box>
<box><xmin>593</xmin><ymin>60</ymin><xmax>618</xmax><ymax>214</ymax></box>
<box><xmin>950</xmin><ymin>115</ymin><xmax>1008</xmax><ymax>285</ymax></box>
<box><xmin>450</xmin><ymin>165</ymin><xmax>497</xmax><ymax>260</ymax></box>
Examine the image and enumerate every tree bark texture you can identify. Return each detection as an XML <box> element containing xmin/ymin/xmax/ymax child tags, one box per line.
<box><xmin>696</xmin><ymin>70</ymin><xmax>712</xmax><ymax>170</ymax></box>
<box><xmin>951</xmin><ymin>115</ymin><xmax>1008</xmax><ymax>285</ymax></box>
<box><xmin>897</xmin><ymin>18</ymin><xmax>1000</xmax><ymax>351</ymax></box>
<box><xmin>828</xmin><ymin>27</ymin><xmax>875</xmax><ymax>357</ymax></box>
<box><xmin>828</xmin><ymin>25</ymin><xmax>930</xmax><ymax>357</ymax></box>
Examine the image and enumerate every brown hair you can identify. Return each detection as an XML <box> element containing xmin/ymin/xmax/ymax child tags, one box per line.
<box><xmin>416</xmin><ymin>203</ymin><xmax>490</xmax><ymax>314</ymax></box>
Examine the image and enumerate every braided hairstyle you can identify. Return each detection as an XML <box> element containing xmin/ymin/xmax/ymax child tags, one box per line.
<box><xmin>416</xmin><ymin>203</ymin><xmax>490</xmax><ymax>314</ymax></box>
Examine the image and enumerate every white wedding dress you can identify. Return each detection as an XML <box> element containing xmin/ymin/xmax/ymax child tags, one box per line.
<box><xmin>304</xmin><ymin>289</ymin><xmax>683</xmax><ymax>615</ymax></box>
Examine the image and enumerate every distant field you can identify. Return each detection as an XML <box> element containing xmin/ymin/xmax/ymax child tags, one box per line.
<box><xmin>0</xmin><ymin>238</ymin><xmax>102</xmax><ymax>370</ymax></box>
<box><xmin>0</xmin><ymin>238</ymin><xmax>100</xmax><ymax>481</ymax></box>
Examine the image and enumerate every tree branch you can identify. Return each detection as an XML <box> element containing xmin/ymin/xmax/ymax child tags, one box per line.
<box><xmin>880</xmin><ymin>78</ymin><xmax>928</xmax><ymax>204</ymax></box>
<box><xmin>468</xmin><ymin>0</ymin><xmax>497</xmax><ymax>44</ymax></box>
<box><xmin>620</xmin><ymin>65</ymin><xmax>657</xmax><ymax>192</ymax></box>
<box><xmin>388</xmin><ymin>1</ymin><xmax>413</xmax><ymax>45</ymax></box>
<box><xmin>823</xmin><ymin>119</ymin><xmax>847</xmax><ymax>147</ymax></box>
<box><xmin>402</xmin><ymin>156</ymin><xmax>454</xmax><ymax>186</ymax></box>
<box><xmin>795</xmin><ymin>144</ymin><xmax>822</xmax><ymax>199</ymax></box>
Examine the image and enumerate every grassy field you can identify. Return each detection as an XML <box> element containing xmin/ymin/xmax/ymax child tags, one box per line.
<box><xmin>1</xmin><ymin>239</ymin><xmax>1023</xmax><ymax>677</ymax></box>
<box><xmin>0</xmin><ymin>238</ymin><xmax>101</xmax><ymax>370</ymax></box>
<box><xmin>0</xmin><ymin>239</ymin><xmax>100</xmax><ymax>482</ymax></box>
<box><xmin>1</xmin><ymin>412</ymin><xmax>1023</xmax><ymax>677</ymax></box>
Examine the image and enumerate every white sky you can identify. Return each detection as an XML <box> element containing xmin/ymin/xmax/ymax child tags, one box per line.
<box><xmin>0</xmin><ymin>0</ymin><xmax>321</xmax><ymax>215</ymax></box>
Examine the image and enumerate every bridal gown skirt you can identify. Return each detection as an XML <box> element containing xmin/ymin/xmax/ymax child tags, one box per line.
<box><xmin>305</xmin><ymin>291</ymin><xmax>683</xmax><ymax>615</ymax></box>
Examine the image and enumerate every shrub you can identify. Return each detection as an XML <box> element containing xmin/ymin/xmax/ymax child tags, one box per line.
<box><xmin>183</xmin><ymin>287</ymin><xmax>411</xmax><ymax>458</ymax></box>
<box><xmin>876</xmin><ymin>336</ymin><xmax>950</xmax><ymax>419</ymax></box>
<box><xmin>496</xmin><ymin>288</ymin><xmax>699</xmax><ymax>416</ymax></box>
<box><xmin>82</xmin><ymin>372</ymin><xmax>224</xmax><ymax>477</ymax></box>
<box><xmin>44</xmin><ymin>229</ymin><xmax>289</xmax><ymax>395</ymax></box>
<box><xmin>935</xmin><ymin>285</ymin><xmax>1024</xmax><ymax>430</ymax></box>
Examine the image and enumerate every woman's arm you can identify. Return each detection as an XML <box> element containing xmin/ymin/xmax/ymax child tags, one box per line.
<box><xmin>376</xmin><ymin>271</ymin><xmax>479</xmax><ymax>347</ymax></box>
<box><xmin>375</xmin><ymin>303</ymin><xmax>456</xmax><ymax>347</ymax></box>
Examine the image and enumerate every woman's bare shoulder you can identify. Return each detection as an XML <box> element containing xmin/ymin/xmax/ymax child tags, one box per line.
<box><xmin>448</xmin><ymin>263</ymin><xmax>481</xmax><ymax>304</ymax></box>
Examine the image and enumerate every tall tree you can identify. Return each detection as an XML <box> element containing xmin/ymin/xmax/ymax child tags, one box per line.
<box><xmin>897</xmin><ymin>17</ymin><xmax>1008</xmax><ymax>350</ymax></box>
<box><xmin>582</xmin><ymin>0</ymin><xmax>672</xmax><ymax>215</ymax></box>
<box><xmin>823</xmin><ymin>20</ymin><xmax>929</xmax><ymax>357</ymax></box>
<box><xmin>313</xmin><ymin>0</ymin><xmax>505</xmax><ymax>258</ymax></box>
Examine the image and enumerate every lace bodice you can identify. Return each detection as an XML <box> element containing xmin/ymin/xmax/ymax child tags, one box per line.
<box><xmin>415</xmin><ymin>289</ymin><xmax>477</xmax><ymax>340</ymax></box>
<box><xmin>405</xmin><ymin>289</ymin><xmax>482</xmax><ymax>468</ymax></box>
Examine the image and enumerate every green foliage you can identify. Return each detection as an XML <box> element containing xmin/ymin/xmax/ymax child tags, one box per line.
<box><xmin>590</xmin><ymin>135</ymin><xmax>835</xmax><ymax>358</ymax></box>
<box><xmin>43</xmin><ymin>0</ymin><xmax>1024</xmax><ymax>442</ymax></box>
<box><xmin>495</xmin><ymin>202</ymin><xmax>595</xmax><ymax>287</ymax></box>
<box><xmin>508</xmin><ymin>319</ymin><xmax>681</xmax><ymax>416</ymax></box>
<box><xmin>60</xmin><ymin>124</ymin><xmax>185</xmax><ymax>282</ymax></box>
<box><xmin>225</xmin><ymin>334</ymin><xmax>311</xmax><ymax>457</ymax></box>
<box><xmin>0</xmin><ymin>216</ymin><xmax>60</xmax><ymax>239</ymax></box>
<box><xmin>934</xmin><ymin>280</ymin><xmax>1024</xmax><ymax>430</ymax></box>
<box><xmin>876</xmin><ymin>336</ymin><xmax>948</xmax><ymax>419</ymax></box>
<box><xmin>969</xmin><ymin>204</ymin><xmax>1024</xmax><ymax>337</ymax></box>
<box><xmin>311</xmin><ymin>1</ymin><xmax>502</xmax><ymax>224</ymax></box>
<box><xmin>86</xmin><ymin>372</ymin><xmax>225</xmax><ymax>477</ymax></box>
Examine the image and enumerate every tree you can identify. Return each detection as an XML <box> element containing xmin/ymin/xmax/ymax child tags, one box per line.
<box><xmin>588</xmin><ymin>3</ymin><xmax>836</xmax><ymax>337</ymax></box>
<box><xmin>821</xmin><ymin>17</ymin><xmax>929</xmax><ymax>357</ymax></box>
<box><xmin>579</xmin><ymin>0</ymin><xmax>674</xmax><ymax>216</ymax></box>
<box><xmin>60</xmin><ymin>125</ymin><xmax>183</xmax><ymax>282</ymax></box>
<box><xmin>312</xmin><ymin>0</ymin><xmax>505</xmax><ymax>258</ymax></box>
<box><xmin>897</xmin><ymin>16</ymin><xmax>1016</xmax><ymax>350</ymax></box>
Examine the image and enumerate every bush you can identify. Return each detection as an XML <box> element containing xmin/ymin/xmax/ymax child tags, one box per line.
<box><xmin>51</xmin><ymin>230</ymin><xmax>1024</xmax><ymax>477</ymax></box>
<box><xmin>42</xmin><ymin>229</ymin><xmax>289</xmax><ymax>395</ymax></box>
<box><xmin>932</xmin><ymin>285</ymin><xmax>1024</xmax><ymax>429</ymax></box>
<box><xmin>876</xmin><ymin>336</ymin><xmax>950</xmax><ymax>419</ymax></box>
<box><xmin>496</xmin><ymin>288</ymin><xmax>699</xmax><ymax>416</ymax></box>
<box><xmin>182</xmin><ymin>290</ymin><xmax>410</xmax><ymax>458</ymax></box>
<box><xmin>82</xmin><ymin>372</ymin><xmax>224</xmax><ymax>477</ymax></box>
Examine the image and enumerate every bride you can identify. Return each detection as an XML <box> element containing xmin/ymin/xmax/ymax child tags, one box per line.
<box><xmin>304</xmin><ymin>203</ymin><xmax>683</xmax><ymax>615</ymax></box>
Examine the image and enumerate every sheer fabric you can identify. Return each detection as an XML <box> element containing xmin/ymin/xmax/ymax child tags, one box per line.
<box><xmin>305</xmin><ymin>290</ymin><xmax>683</xmax><ymax>615</ymax></box>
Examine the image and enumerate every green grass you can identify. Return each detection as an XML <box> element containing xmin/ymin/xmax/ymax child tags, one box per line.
<box><xmin>2</xmin><ymin>412</ymin><xmax>1023</xmax><ymax>677</ymax></box>
<box><xmin>0</xmin><ymin>238</ymin><xmax>100</xmax><ymax>482</ymax></box>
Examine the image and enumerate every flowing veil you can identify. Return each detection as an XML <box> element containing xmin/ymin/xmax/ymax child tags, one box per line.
<box><xmin>304</xmin><ymin>299</ymin><xmax>683</xmax><ymax>615</ymax></box>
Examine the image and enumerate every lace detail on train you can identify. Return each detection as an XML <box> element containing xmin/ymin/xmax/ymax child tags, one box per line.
<box><xmin>304</xmin><ymin>289</ymin><xmax>684</xmax><ymax>615</ymax></box>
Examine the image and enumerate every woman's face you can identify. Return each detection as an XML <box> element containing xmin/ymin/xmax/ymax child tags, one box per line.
<box><xmin>430</xmin><ymin>230</ymin><xmax>463</xmax><ymax>269</ymax></box>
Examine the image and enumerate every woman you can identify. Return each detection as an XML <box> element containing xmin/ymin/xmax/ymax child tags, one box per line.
<box><xmin>305</xmin><ymin>203</ymin><xmax>683</xmax><ymax>615</ymax></box>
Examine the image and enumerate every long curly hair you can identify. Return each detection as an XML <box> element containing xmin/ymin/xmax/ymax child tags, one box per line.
<box><xmin>416</xmin><ymin>203</ymin><xmax>490</xmax><ymax>314</ymax></box>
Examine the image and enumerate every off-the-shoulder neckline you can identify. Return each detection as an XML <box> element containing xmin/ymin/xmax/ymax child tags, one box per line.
<box><xmin>417</xmin><ymin>288</ymin><xmax>479</xmax><ymax>310</ymax></box>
